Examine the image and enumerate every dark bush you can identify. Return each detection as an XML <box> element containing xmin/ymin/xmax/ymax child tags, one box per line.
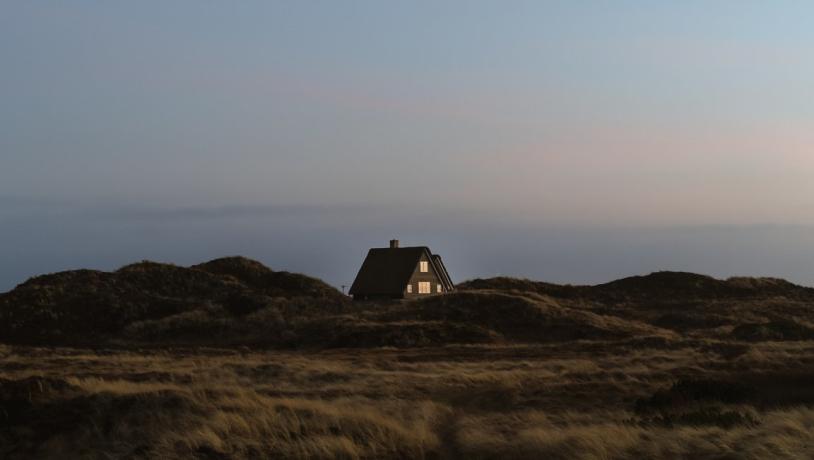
<box><xmin>732</xmin><ymin>320</ymin><xmax>814</xmax><ymax>341</ymax></box>
<box><xmin>636</xmin><ymin>379</ymin><xmax>758</xmax><ymax>413</ymax></box>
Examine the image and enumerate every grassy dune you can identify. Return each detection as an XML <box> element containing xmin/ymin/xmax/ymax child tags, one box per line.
<box><xmin>4</xmin><ymin>262</ymin><xmax>814</xmax><ymax>457</ymax></box>
<box><xmin>4</xmin><ymin>340</ymin><xmax>814</xmax><ymax>459</ymax></box>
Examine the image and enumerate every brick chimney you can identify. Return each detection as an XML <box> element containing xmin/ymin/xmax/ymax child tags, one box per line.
<box><xmin>389</xmin><ymin>239</ymin><xmax>399</xmax><ymax>248</ymax></box>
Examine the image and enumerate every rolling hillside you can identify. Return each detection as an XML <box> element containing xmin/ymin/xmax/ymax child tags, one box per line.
<box><xmin>2</xmin><ymin>263</ymin><xmax>814</xmax><ymax>348</ymax></box>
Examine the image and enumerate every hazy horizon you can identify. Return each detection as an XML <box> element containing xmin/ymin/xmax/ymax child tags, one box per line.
<box><xmin>3</xmin><ymin>2</ymin><xmax>814</xmax><ymax>291</ymax></box>
<box><xmin>4</xmin><ymin>199</ymin><xmax>814</xmax><ymax>292</ymax></box>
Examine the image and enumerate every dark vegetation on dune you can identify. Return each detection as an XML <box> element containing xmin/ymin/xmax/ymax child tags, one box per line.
<box><xmin>4</xmin><ymin>264</ymin><xmax>814</xmax><ymax>458</ymax></box>
<box><xmin>2</xmin><ymin>260</ymin><xmax>814</xmax><ymax>348</ymax></box>
<box><xmin>0</xmin><ymin>257</ymin><xmax>347</xmax><ymax>347</ymax></box>
<box><xmin>458</xmin><ymin>271</ymin><xmax>814</xmax><ymax>302</ymax></box>
<box><xmin>461</xmin><ymin>272</ymin><xmax>814</xmax><ymax>342</ymax></box>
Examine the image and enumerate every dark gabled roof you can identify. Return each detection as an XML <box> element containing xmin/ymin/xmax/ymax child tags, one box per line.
<box><xmin>349</xmin><ymin>246</ymin><xmax>454</xmax><ymax>296</ymax></box>
<box><xmin>349</xmin><ymin>247</ymin><xmax>424</xmax><ymax>296</ymax></box>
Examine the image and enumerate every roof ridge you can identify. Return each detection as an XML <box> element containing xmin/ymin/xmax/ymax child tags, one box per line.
<box><xmin>370</xmin><ymin>245</ymin><xmax>429</xmax><ymax>250</ymax></box>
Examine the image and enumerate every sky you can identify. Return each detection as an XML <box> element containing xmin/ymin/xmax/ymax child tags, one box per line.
<box><xmin>2</xmin><ymin>1</ymin><xmax>814</xmax><ymax>291</ymax></box>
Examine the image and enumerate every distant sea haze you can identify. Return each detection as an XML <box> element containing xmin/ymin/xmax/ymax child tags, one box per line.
<box><xmin>2</xmin><ymin>202</ymin><xmax>814</xmax><ymax>292</ymax></box>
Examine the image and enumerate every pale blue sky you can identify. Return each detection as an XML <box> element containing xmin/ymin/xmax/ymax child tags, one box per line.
<box><xmin>2</xmin><ymin>2</ymin><xmax>814</xmax><ymax>290</ymax></box>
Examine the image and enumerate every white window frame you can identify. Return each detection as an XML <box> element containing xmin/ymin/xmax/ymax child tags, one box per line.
<box><xmin>406</xmin><ymin>284</ymin><xmax>413</xmax><ymax>294</ymax></box>
<box><xmin>418</xmin><ymin>281</ymin><xmax>431</xmax><ymax>294</ymax></box>
<box><xmin>420</xmin><ymin>261</ymin><xmax>428</xmax><ymax>273</ymax></box>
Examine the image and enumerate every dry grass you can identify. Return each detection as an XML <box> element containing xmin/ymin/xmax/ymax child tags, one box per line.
<box><xmin>2</xmin><ymin>340</ymin><xmax>814</xmax><ymax>459</ymax></box>
<box><xmin>457</xmin><ymin>409</ymin><xmax>814</xmax><ymax>459</ymax></box>
<box><xmin>6</xmin><ymin>266</ymin><xmax>814</xmax><ymax>457</ymax></box>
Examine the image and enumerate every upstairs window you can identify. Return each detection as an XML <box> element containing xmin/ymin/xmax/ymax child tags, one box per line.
<box><xmin>420</xmin><ymin>261</ymin><xmax>428</xmax><ymax>273</ymax></box>
<box><xmin>418</xmin><ymin>282</ymin><xmax>431</xmax><ymax>294</ymax></box>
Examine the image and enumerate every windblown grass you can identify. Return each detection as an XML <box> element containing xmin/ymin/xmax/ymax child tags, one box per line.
<box><xmin>3</xmin><ymin>340</ymin><xmax>814</xmax><ymax>459</ymax></box>
<box><xmin>5</xmin><ymin>268</ymin><xmax>814</xmax><ymax>457</ymax></box>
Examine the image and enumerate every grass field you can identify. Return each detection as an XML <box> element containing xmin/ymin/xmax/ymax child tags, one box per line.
<box><xmin>5</xmin><ymin>263</ymin><xmax>814</xmax><ymax>458</ymax></box>
<box><xmin>4</xmin><ymin>340</ymin><xmax>814</xmax><ymax>459</ymax></box>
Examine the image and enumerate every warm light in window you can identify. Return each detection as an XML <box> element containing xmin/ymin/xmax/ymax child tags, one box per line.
<box><xmin>418</xmin><ymin>282</ymin><xmax>431</xmax><ymax>294</ymax></box>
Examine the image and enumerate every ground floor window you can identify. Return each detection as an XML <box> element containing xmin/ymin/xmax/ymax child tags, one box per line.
<box><xmin>406</xmin><ymin>284</ymin><xmax>413</xmax><ymax>293</ymax></box>
<box><xmin>418</xmin><ymin>281</ymin><xmax>431</xmax><ymax>294</ymax></box>
<box><xmin>437</xmin><ymin>284</ymin><xmax>442</xmax><ymax>293</ymax></box>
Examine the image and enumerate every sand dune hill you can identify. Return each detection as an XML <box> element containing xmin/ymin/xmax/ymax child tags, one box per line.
<box><xmin>3</xmin><ymin>261</ymin><xmax>814</xmax><ymax>348</ymax></box>
<box><xmin>379</xmin><ymin>291</ymin><xmax>671</xmax><ymax>342</ymax></box>
<box><xmin>4</xmin><ymin>263</ymin><xmax>814</xmax><ymax>458</ymax></box>
<box><xmin>0</xmin><ymin>257</ymin><xmax>347</xmax><ymax>346</ymax></box>
<box><xmin>459</xmin><ymin>271</ymin><xmax>814</xmax><ymax>302</ymax></box>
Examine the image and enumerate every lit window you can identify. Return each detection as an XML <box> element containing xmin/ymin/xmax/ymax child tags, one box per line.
<box><xmin>418</xmin><ymin>282</ymin><xmax>431</xmax><ymax>294</ymax></box>
<box><xmin>407</xmin><ymin>284</ymin><xmax>413</xmax><ymax>293</ymax></box>
<box><xmin>437</xmin><ymin>284</ymin><xmax>442</xmax><ymax>293</ymax></box>
<box><xmin>420</xmin><ymin>261</ymin><xmax>428</xmax><ymax>272</ymax></box>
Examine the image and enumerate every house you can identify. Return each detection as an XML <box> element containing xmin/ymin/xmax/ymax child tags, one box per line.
<box><xmin>349</xmin><ymin>239</ymin><xmax>454</xmax><ymax>300</ymax></box>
